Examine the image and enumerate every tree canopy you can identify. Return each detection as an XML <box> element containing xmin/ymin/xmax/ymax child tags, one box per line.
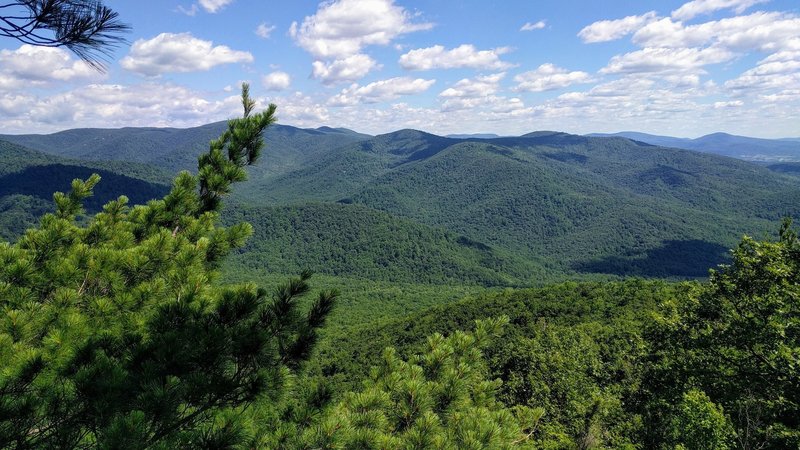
<box><xmin>0</xmin><ymin>0</ymin><xmax>129</xmax><ymax>69</ymax></box>
<box><xmin>0</xmin><ymin>84</ymin><xmax>338</xmax><ymax>448</ymax></box>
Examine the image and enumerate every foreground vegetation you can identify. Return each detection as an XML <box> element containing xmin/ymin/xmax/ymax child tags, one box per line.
<box><xmin>1</xmin><ymin>91</ymin><xmax>798</xmax><ymax>448</ymax></box>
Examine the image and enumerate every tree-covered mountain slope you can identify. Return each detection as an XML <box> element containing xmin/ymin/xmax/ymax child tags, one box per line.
<box><xmin>0</xmin><ymin>140</ymin><xmax>171</xmax><ymax>240</ymax></box>
<box><xmin>223</xmin><ymin>202</ymin><xmax>545</xmax><ymax>286</ymax></box>
<box><xmin>591</xmin><ymin>131</ymin><xmax>800</xmax><ymax>162</ymax></box>
<box><xmin>0</xmin><ymin>123</ymin><xmax>371</xmax><ymax>175</ymax></box>
<box><xmin>246</xmin><ymin>129</ymin><xmax>800</xmax><ymax>277</ymax></box>
<box><xmin>4</xmin><ymin>125</ymin><xmax>800</xmax><ymax>279</ymax></box>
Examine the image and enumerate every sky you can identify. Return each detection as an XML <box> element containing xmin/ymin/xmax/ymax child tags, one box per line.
<box><xmin>0</xmin><ymin>0</ymin><xmax>798</xmax><ymax>138</ymax></box>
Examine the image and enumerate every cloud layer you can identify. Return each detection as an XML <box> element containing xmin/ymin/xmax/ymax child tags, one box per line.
<box><xmin>121</xmin><ymin>33</ymin><xmax>253</xmax><ymax>76</ymax></box>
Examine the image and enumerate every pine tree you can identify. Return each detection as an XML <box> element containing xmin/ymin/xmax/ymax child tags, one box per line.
<box><xmin>259</xmin><ymin>317</ymin><xmax>541</xmax><ymax>449</ymax></box>
<box><xmin>0</xmin><ymin>0</ymin><xmax>130</xmax><ymax>70</ymax></box>
<box><xmin>0</xmin><ymin>84</ymin><xmax>337</xmax><ymax>448</ymax></box>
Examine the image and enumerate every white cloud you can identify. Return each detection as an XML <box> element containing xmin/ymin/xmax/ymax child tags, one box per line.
<box><xmin>290</xmin><ymin>0</ymin><xmax>432</xmax><ymax>59</ymax></box>
<box><xmin>759</xmin><ymin>90</ymin><xmax>800</xmax><ymax>102</ymax></box>
<box><xmin>328</xmin><ymin>77</ymin><xmax>435</xmax><ymax>106</ymax></box>
<box><xmin>520</xmin><ymin>20</ymin><xmax>546</xmax><ymax>31</ymax></box>
<box><xmin>255</xmin><ymin>23</ymin><xmax>276</xmax><ymax>39</ymax></box>
<box><xmin>437</xmin><ymin>74</ymin><xmax>515</xmax><ymax>112</ymax></box>
<box><xmin>514</xmin><ymin>64</ymin><xmax>592</xmax><ymax>92</ymax></box>
<box><xmin>199</xmin><ymin>0</ymin><xmax>234</xmax><ymax>13</ymax></box>
<box><xmin>0</xmin><ymin>83</ymin><xmax>246</xmax><ymax>133</ymax></box>
<box><xmin>399</xmin><ymin>45</ymin><xmax>514</xmax><ymax>70</ymax></box>
<box><xmin>714</xmin><ymin>100</ymin><xmax>744</xmax><ymax>108</ymax></box>
<box><xmin>0</xmin><ymin>45</ymin><xmax>99</xmax><ymax>89</ymax></box>
<box><xmin>632</xmin><ymin>12</ymin><xmax>800</xmax><ymax>53</ymax></box>
<box><xmin>121</xmin><ymin>33</ymin><xmax>253</xmax><ymax>76</ymax></box>
<box><xmin>312</xmin><ymin>54</ymin><xmax>379</xmax><ymax>85</ymax></box>
<box><xmin>272</xmin><ymin>92</ymin><xmax>331</xmax><ymax>124</ymax></box>
<box><xmin>177</xmin><ymin>4</ymin><xmax>199</xmax><ymax>16</ymax></box>
<box><xmin>439</xmin><ymin>94</ymin><xmax>530</xmax><ymax>114</ymax></box>
<box><xmin>725</xmin><ymin>56</ymin><xmax>800</xmax><ymax>94</ymax></box>
<box><xmin>578</xmin><ymin>11</ymin><xmax>658</xmax><ymax>43</ymax></box>
<box><xmin>671</xmin><ymin>0</ymin><xmax>768</xmax><ymax>21</ymax></box>
<box><xmin>262</xmin><ymin>71</ymin><xmax>291</xmax><ymax>90</ymax></box>
<box><xmin>601</xmin><ymin>47</ymin><xmax>734</xmax><ymax>74</ymax></box>
<box><xmin>439</xmin><ymin>73</ymin><xmax>505</xmax><ymax>98</ymax></box>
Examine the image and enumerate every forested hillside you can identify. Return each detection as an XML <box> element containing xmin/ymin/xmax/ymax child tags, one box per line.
<box><xmin>2</xmin><ymin>100</ymin><xmax>798</xmax><ymax>448</ymax></box>
<box><xmin>2</xmin><ymin>0</ymin><xmax>799</xmax><ymax>447</ymax></box>
<box><xmin>224</xmin><ymin>202</ymin><xmax>543</xmax><ymax>286</ymax></box>
<box><xmin>0</xmin><ymin>140</ymin><xmax>170</xmax><ymax>240</ymax></box>
<box><xmin>3</xmin><ymin>125</ymin><xmax>800</xmax><ymax>281</ymax></box>
<box><xmin>591</xmin><ymin>131</ymin><xmax>800</xmax><ymax>162</ymax></box>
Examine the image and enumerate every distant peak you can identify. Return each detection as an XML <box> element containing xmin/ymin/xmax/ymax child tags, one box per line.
<box><xmin>521</xmin><ymin>130</ymin><xmax>568</xmax><ymax>138</ymax></box>
<box><xmin>377</xmin><ymin>129</ymin><xmax>446</xmax><ymax>140</ymax></box>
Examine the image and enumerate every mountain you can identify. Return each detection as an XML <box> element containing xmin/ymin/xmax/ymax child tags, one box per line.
<box><xmin>3</xmin><ymin>123</ymin><xmax>800</xmax><ymax>280</ymax></box>
<box><xmin>590</xmin><ymin>131</ymin><xmax>800</xmax><ymax>162</ymax></box>
<box><xmin>0</xmin><ymin>123</ymin><xmax>371</xmax><ymax>175</ymax></box>
<box><xmin>250</xmin><ymin>129</ymin><xmax>800</xmax><ymax>277</ymax></box>
<box><xmin>223</xmin><ymin>202</ymin><xmax>543</xmax><ymax>286</ymax></box>
<box><xmin>446</xmin><ymin>133</ymin><xmax>501</xmax><ymax>139</ymax></box>
<box><xmin>0</xmin><ymin>140</ymin><xmax>172</xmax><ymax>240</ymax></box>
<box><xmin>767</xmin><ymin>162</ymin><xmax>800</xmax><ymax>178</ymax></box>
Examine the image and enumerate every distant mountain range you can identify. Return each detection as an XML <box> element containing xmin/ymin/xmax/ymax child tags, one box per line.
<box><xmin>588</xmin><ymin>131</ymin><xmax>800</xmax><ymax>162</ymax></box>
<box><xmin>2</xmin><ymin>123</ymin><xmax>800</xmax><ymax>283</ymax></box>
<box><xmin>445</xmin><ymin>133</ymin><xmax>501</xmax><ymax>139</ymax></box>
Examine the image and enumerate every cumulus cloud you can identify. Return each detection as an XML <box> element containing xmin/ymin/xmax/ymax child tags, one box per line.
<box><xmin>121</xmin><ymin>33</ymin><xmax>253</xmax><ymax>76</ymax></box>
<box><xmin>312</xmin><ymin>54</ymin><xmax>379</xmax><ymax>85</ymax></box>
<box><xmin>0</xmin><ymin>83</ymin><xmax>246</xmax><ymax>133</ymax></box>
<box><xmin>714</xmin><ymin>100</ymin><xmax>744</xmax><ymax>108</ymax></box>
<box><xmin>262</xmin><ymin>71</ymin><xmax>291</xmax><ymax>90</ymax></box>
<box><xmin>0</xmin><ymin>45</ymin><xmax>99</xmax><ymax>89</ymax></box>
<box><xmin>399</xmin><ymin>45</ymin><xmax>514</xmax><ymax>70</ymax></box>
<box><xmin>328</xmin><ymin>77</ymin><xmax>435</xmax><ymax>106</ymax></box>
<box><xmin>255</xmin><ymin>23</ymin><xmax>276</xmax><ymax>39</ymax></box>
<box><xmin>520</xmin><ymin>20</ymin><xmax>546</xmax><ymax>31</ymax></box>
<box><xmin>439</xmin><ymin>73</ymin><xmax>505</xmax><ymax>98</ymax></box>
<box><xmin>199</xmin><ymin>0</ymin><xmax>234</xmax><ymax>13</ymax></box>
<box><xmin>272</xmin><ymin>92</ymin><xmax>331</xmax><ymax>124</ymax></box>
<box><xmin>601</xmin><ymin>47</ymin><xmax>734</xmax><ymax>74</ymax></box>
<box><xmin>514</xmin><ymin>64</ymin><xmax>592</xmax><ymax>92</ymax></box>
<box><xmin>671</xmin><ymin>0</ymin><xmax>768</xmax><ymax>21</ymax></box>
<box><xmin>578</xmin><ymin>11</ymin><xmax>658</xmax><ymax>43</ymax></box>
<box><xmin>290</xmin><ymin>0</ymin><xmax>432</xmax><ymax>59</ymax></box>
<box><xmin>725</xmin><ymin>56</ymin><xmax>800</xmax><ymax>94</ymax></box>
<box><xmin>632</xmin><ymin>12</ymin><xmax>800</xmax><ymax>52</ymax></box>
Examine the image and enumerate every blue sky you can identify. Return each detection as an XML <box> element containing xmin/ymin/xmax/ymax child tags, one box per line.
<box><xmin>1</xmin><ymin>0</ymin><xmax>798</xmax><ymax>137</ymax></box>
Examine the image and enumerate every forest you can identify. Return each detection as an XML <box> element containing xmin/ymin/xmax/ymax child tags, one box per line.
<box><xmin>0</xmin><ymin>86</ymin><xmax>797</xmax><ymax>449</ymax></box>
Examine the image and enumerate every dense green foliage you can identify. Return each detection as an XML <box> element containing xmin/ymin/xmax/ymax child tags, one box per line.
<box><xmin>0</xmin><ymin>85</ymin><xmax>339</xmax><ymax>448</ymax></box>
<box><xmin>2</xmin><ymin>93</ymin><xmax>800</xmax><ymax>449</ymax></box>
<box><xmin>255</xmin><ymin>318</ymin><xmax>539</xmax><ymax>449</ymax></box>
<box><xmin>5</xmin><ymin>125</ymin><xmax>799</xmax><ymax>280</ymax></box>
<box><xmin>307</xmin><ymin>279</ymin><xmax>682</xmax><ymax>448</ymax></box>
<box><xmin>220</xmin><ymin>268</ymin><xmax>488</xmax><ymax>329</ymax></box>
<box><xmin>645</xmin><ymin>218</ymin><xmax>800</xmax><ymax>449</ymax></box>
<box><xmin>0</xmin><ymin>140</ymin><xmax>171</xmax><ymax>241</ymax></box>
<box><xmin>225</xmin><ymin>202</ymin><xmax>543</xmax><ymax>286</ymax></box>
<box><xmin>292</xmin><ymin>222</ymin><xmax>799</xmax><ymax>449</ymax></box>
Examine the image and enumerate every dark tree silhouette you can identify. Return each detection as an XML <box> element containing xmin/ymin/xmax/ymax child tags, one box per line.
<box><xmin>0</xmin><ymin>0</ymin><xmax>129</xmax><ymax>70</ymax></box>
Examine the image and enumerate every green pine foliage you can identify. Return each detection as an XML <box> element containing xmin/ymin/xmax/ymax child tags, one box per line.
<box><xmin>306</xmin><ymin>280</ymin><xmax>683</xmax><ymax>448</ymax></box>
<box><xmin>258</xmin><ymin>317</ymin><xmax>540</xmax><ymax>449</ymax></box>
<box><xmin>0</xmin><ymin>84</ymin><xmax>337</xmax><ymax>448</ymax></box>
